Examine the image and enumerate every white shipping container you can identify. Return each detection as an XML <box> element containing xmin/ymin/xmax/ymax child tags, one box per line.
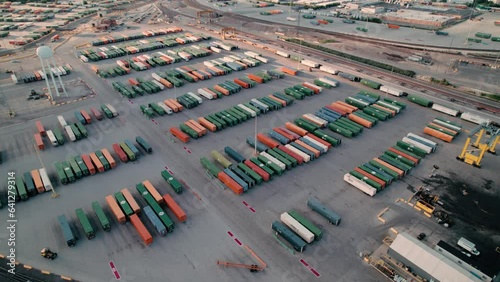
<box><xmin>407</xmin><ymin>133</ymin><xmax>437</xmax><ymax>150</ymax></box>
<box><xmin>303</xmin><ymin>113</ymin><xmax>328</xmax><ymax>128</ymax></box>
<box><xmin>431</xmin><ymin>104</ymin><xmax>460</xmax><ymax>117</ymax></box>
<box><xmin>301</xmin><ymin>59</ymin><xmax>320</xmax><ymax>68</ymax></box>
<box><xmin>303</xmin><ymin>82</ymin><xmax>322</xmax><ymax>92</ymax></box>
<box><xmin>65</xmin><ymin>125</ymin><xmax>76</xmax><ymax>142</ymax></box>
<box><xmin>343</xmin><ymin>173</ymin><xmax>376</xmax><ymax>197</ymax></box>
<box><xmin>286</xmin><ymin>17</ymin><xmax>296</xmax><ymax>21</ymax></box>
<box><xmin>105</xmin><ymin>104</ymin><xmax>118</xmax><ymax>117</ymax></box>
<box><xmin>276</xmin><ymin>50</ymin><xmax>290</xmax><ymax>58</ymax></box>
<box><xmin>285</xmin><ymin>144</ymin><xmax>310</xmax><ymax>163</ymax></box>
<box><xmin>46</xmin><ymin>130</ymin><xmax>58</xmax><ymax>146</ymax></box>
<box><xmin>58</xmin><ymin>67</ymin><xmax>67</xmax><ymax>75</ymax></box>
<box><xmin>241</xmin><ymin>59</ymin><xmax>255</xmax><ymax>67</ymax></box>
<box><xmin>251</xmin><ymin>99</ymin><xmax>269</xmax><ymax>111</ymax></box>
<box><xmin>260</xmin><ymin>151</ymin><xmax>286</xmax><ymax>170</ymax></box>
<box><xmin>198</xmin><ymin>88</ymin><xmax>215</xmax><ymax>100</ymax></box>
<box><xmin>402</xmin><ymin>137</ymin><xmax>433</xmax><ymax>154</ymax></box>
<box><xmin>186</xmin><ymin>92</ymin><xmax>203</xmax><ymax>104</ymax></box>
<box><xmin>151</xmin><ymin>80</ymin><xmax>165</xmax><ymax>90</ymax></box>
<box><xmin>244</xmin><ymin>51</ymin><xmax>260</xmax><ymax>58</ymax></box>
<box><xmin>219</xmin><ymin>44</ymin><xmax>232</xmax><ymax>51</ymax></box>
<box><xmin>57</xmin><ymin>115</ymin><xmax>67</xmax><ymax>128</ymax></box>
<box><xmin>157</xmin><ymin>102</ymin><xmax>173</xmax><ymax>115</ymax></box>
<box><xmin>280</xmin><ymin>212</ymin><xmax>315</xmax><ymax>243</ymax></box>
<box><xmin>376</xmin><ymin>101</ymin><xmax>400</xmax><ymax>113</ymax></box>
<box><xmin>380</xmin><ymin>85</ymin><xmax>405</xmax><ymax>97</ymax></box>
<box><xmin>11</xmin><ymin>74</ymin><xmax>18</xmax><ymax>84</ymax></box>
<box><xmin>39</xmin><ymin>168</ymin><xmax>53</xmax><ymax>191</ymax></box>
<box><xmin>204</xmin><ymin>61</ymin><xmax>215</xmax><ymax>67</ymax></box>
<box><xmin>255</xmin><ymin>56</ymin><xmax>268</xmax><ymax>64</ymax></box>
<box><xmin>210</xmin><ymin>46</ymin><xmax>221</xmax><ymax>53</ymax></box>
<box><xmin>221</xmin><ymin>57</ymin><xmax>235</xmax><ymax>63</ymax></box>
<box><xmin>237</xmin><ymin>104</ymin><xmax>256</xmax><ymax>117</ymax></box>
<box><xmin>460</xmin><ymin>112</ymin><xmax>490</xmax><ymax>125</ymax></box>
<box><xmin>319</xmin><ymin>65</ymin><xmax>338</xmax><ymax>75</ymax></box>
<box><xmin>432</xmin><ymin>119</ymin><xmax>461</xmax><ymax>132</ymax></box>
<box><xmin>151</xmin><ymin>73</ymin><xmax>162</xmax><ymax>82</ymax></box>
<box><xmin>319</xmin><ymin>77</ymin><xmax>339</xmax><ymax>87</ymax></box>
<box><xmin>175</xmin><ymin>67</ymin><xmax>187</xmax><ymax>74</ymax></box>
<box><xmin>37</xmin><ymin>70</ymin><xmax>46</xmax><ymax>80</ymax></box>
<box><xmin>80</xmin><ymin>55</ymin><xmax>89</xmax><ymax>63</ymax></box>
<box><xmin>303</xmin><ymin>136</ymin><xmax>328</xmax><ymax>153</ymax></box>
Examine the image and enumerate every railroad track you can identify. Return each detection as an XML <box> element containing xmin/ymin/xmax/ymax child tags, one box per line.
<box><xmin>183</xmin><ymin>0</ymin><xmax>498</xmax><ymax>53</ymax></box>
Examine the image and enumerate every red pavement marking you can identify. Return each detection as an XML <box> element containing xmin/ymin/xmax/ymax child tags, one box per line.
<box><xmin>249</xmin><ymin>207</ymin><xmax>256</xmax><ymax>213</ymax></box>
<box><xmin>242</xmin><ymin>201</ymin><xmax>256</xmax><ymax>213</ymax></box>
<box><xmin>227</xmin><ymin>231</ymin><xmax>234</xmax><ymax>237</ymax></box>
<box><xmin>311</xmin><ymin>268</ymin><xmax>321</xmax><ymax>278</ymax></box>
<box><xmin>242</xmin><ymin>201</ymin><xmax>249</xmax><ymax>206</ymax></box>
<box><xmin>234</xmin><ymin>238</ymin><xmax>242</xmax><ymax>246</ymax></box>
<box><xmin>109</xmin><ymin>261</ymin><xmax>121</xmax><ymax>280</ymax></box>
<box><xmin>299</xmin><ymin>259</ymin><xmax>320</xmax><ymax>278</ymax></box>
<box><xmin>299</xmin><ymin>259</ymin><xmax>309</xmax><ymax>267</ymax></box>
<box><xmin>128</xmin><ymin>99</ymin><xmax>133</xmax><ymax>104</ymax></box>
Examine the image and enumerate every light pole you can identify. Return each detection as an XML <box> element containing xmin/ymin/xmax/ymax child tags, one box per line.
<box><xmin>253</xmin><ymin>114</ymin><xmax>258</xmax><ymax>156</ymax></box>
<box><xmin>296</xmin><ymin>10</ymin><xmax>302</xmax><ymax>70</ymax></box>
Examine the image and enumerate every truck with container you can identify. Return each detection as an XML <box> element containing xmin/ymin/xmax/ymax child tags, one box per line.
<box><xmin>271</xmin><ymin>221</ymin><xmax>307</xmax><ymax>252</ymax></box>
<box><xmin>307</xmin><ymin>197</ymin><xmax>341</xmax><ymax>225</ymax></box>
<box><xmin>75</xmin><ymin>208</ymin><xmax>95</xmax><ymax>239</ymax></box>
<box><xmin>39</xmin><ymin>168</ymin><xmax>53</xmax><ymax>192</ymax></box>
<box><xmin>92</xmin><ymin>201</ymin><xmax>111</xmax><ymax>231</ymax></box>
<box><xmin>136</xmin><ymin>136</ymin><xmax>152</xmax><ymax>153</ymax></box>
<box><xmin>46</xmin><ymin>130</ymin><xmax>58</xmax><ymax>146</ymax></box>
<box><xmin>457</xmin><ymin>237</ymin><xmax>480</xmax><ymax>256</ymax></box>
<box><xmin>143</xmin><ymin>205</ymin><xmax>167</xmax><ymax>236</ymax></box>
<box><xmin>57</xmin><ymin>214</ymin><xmax>77</xmax><ymax>247</ymax></box>
<box><xmin>280</xmin><ymin>212</ymin><xmax>314</xmax><ymax>243</ymax></box>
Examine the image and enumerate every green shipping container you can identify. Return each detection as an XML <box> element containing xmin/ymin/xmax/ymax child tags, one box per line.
<box><xmin>76</xmin><ymin>208</ymin><xmax>95</xmax><ymax>239</ymax></box>
<box><xmin>250</xmin><ymin>157</ymin><xmax>275</xmax><ymax>178</ymax></box>
<box><xmin>257</xmin><ymin>155</ymin><xmax>283</xmax><ymax>176</ymax></box>
<box><xmin>75</xmin><ymin>122</ymin><xmax>88</xmax><ymax>137</ymax></box>
<box><xmin>61</xmin><ymin>161</ymin><xmax>76</xmax><ymax>183</ymax></box>
<box><xmin>272</xmin><ymin>148</ymin><xmax>298</xmax><ymax>167</ymax></box>
<box><xmin>136</xmin><ymin>136</ymin><xmax>152</xmax><ymax>153</ymax></box>
<box><xmin>74</xmin><ymin>156</ymin><xmax>89</xmax><ymax>176</ymax></box>
<box><xmin>384</xmin><ymin>151</ymin><xmax>416</xmax><ymax>167</ymax></box>
<box><xmin>200</xmin><ymin>157</ymin><xmax>222</xmax><ymax>177</ymax></box>
<box><xmin>350</xmin><ymin>171</ymin><xmax>382</xmax><ymax>191</ymax></box>
<box><xmin>54</xmin><ymin>162</ymin><xmax>68</xmax><ymax>185</ymax></box>
<box><xmin>368</xmin><ymin>160</ymin><xmax>400</xmax><ymax>179</ymax></box>
<box><xmin>328</xmin><ymin>122</ymin><xmax>354</xmax><ymax>138</ymax></box>
<box><xmin>120</xmin><ymin>142</ymin><xmax>136</xmax><ymax>161</ymax></box>
<box><xmin>136</xmin><ymin>183</ymin><xmax>174</xmax><ymax>232</ymax></box>
<box><xmin>211</xmin><ymin>150</ymin><xmax>233</xmax><ymax>168</ymax></box>
<box><xmin>312</xmin><ymin>129</ymin><xmax>341</xmax><ymax>147</ymax></box>
<box><xmin>68</xmin><ymin>157</ymin><xmax>82</xmax><ymax>179</ymax></box>
<box><xmin>53</xmin><ymin>128</ymin><xmax>65</xmax><ymax>145</ymax></box>
<box><xmin>15</xmin><ymin>177</ymin><xmax>28</xmax><ymax>201</ymax></box>
<box><xmin>115</xmin><ymin>192</ymin><xmax>134</xmax><ymax>216</ymax></box>
<box><xmin>237</xmin><ymin>163</ymin><xmax>263</xmax><ymax>185</ymax></box>
<box><xmin>288</xmin><ymin>210</ymin><xmax>323</xmax><ymax>240</ymax></box>
<box><xmin>95</xmin><ymin>151</ymin><xmax>111</xmax><ymax>170</ymax></box>
<box><xmin>161</xmin><ymin>170</ymin><xmax>183</xmax><ymax>194</ymax></box>
<box><xmin>92</xmin><ymin>201</ymin><xmax>111</xmax><ymax>231</ymax></box>
<box><xmin>407</xmin><ymin>94</ymin><xmax>433</xmax><ymax>107</ymax></box>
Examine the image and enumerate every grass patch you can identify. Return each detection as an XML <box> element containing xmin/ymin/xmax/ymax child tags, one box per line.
<box><xmin>320</xmin><ymin>39</ymin><xmax>338</xmax><ymax>44</ymax></box>
<box><xmin>480</xmin><ymin>93</ymin><xmax>500</xmax><ymax>102</ymax></box>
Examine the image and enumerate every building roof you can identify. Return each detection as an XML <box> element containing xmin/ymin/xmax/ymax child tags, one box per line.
<box><xmin>383</xmin><ymin>10</ymin><xmax>453</xmax><ymax>22</ymax></box>
<box><xmin>389</xmin><ymin>233</ymin><xmax>483</xmax><ymax>282</ymax></box>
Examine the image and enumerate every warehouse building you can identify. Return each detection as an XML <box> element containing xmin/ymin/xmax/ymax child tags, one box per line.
<box><xmin>435</xmin><ymin>241</ymin><xmax>500</xmax><ymax>282</ymax></box>
<box><xmin>388</xmin><ymin>233</ymin><xmax>484</xmax><ymax>282</ymax></box>
<box><xmin>381</xmin><ymin>10</ymin><xmax>455</xmax><ymax>29</ymax></box>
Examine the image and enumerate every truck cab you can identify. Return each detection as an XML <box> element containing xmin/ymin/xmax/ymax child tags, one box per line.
<box><xmin>457</xmin><ymin>237</ymin><xmax>480</xmax><ymax>256</ymax></box>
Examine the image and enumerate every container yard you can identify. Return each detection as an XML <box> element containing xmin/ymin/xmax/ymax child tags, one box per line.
<box><xmin>0</xmin><ymin>1</ymin><xmax>499</xmax><ymax>282</ymax></box>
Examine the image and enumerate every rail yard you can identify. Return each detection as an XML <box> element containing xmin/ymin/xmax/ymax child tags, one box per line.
<box><xmin>0</xmin><ymin>0</ymin><xmax>499</xmax><ymax>282</ymax></box>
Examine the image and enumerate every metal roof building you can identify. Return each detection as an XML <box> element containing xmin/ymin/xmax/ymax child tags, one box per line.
<box><xmin>388</xmin><ymin>233</ymin><xmax>483</xmax><ymax>282</ymax></box>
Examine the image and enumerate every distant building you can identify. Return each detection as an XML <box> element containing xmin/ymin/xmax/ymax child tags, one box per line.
<box><xmin>345</xmin><ymin>2</ymin><xmax>361</xmax><ymax>9</ymax></box>
<box><xmin>381</xmin><ymin>10</ymin><xmax>455</xmax><ymax>29</ymax></box>
<box><xmin>361</xmin><ymin>6</ymin><xmax>385</xmax><ymax>14</ymax></box>
<box><xmin>388</xmin><ymin>233</ymin><xmax>484</xmax><ymax>282</ymax></box>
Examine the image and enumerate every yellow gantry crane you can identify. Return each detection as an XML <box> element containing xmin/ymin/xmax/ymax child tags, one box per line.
<box><xmin>196</xmin><ymin>10</ymin><xmax>216</xmax><ymax>24</ymax></box>
<box><xmin>457</xmin><ymin>123</ymin><xmax>499</xmax><ymax>168</ymax></box>
<box><xmin>221</xmin><ymin>27</ymin><xmax>237</xmax><ymax>40</ymax></box>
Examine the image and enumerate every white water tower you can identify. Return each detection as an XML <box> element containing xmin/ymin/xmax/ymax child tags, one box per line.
<box><xmin>36</xmin><ymin>46</ymin><xmax>67</xmax><ymax>99</ymax></box>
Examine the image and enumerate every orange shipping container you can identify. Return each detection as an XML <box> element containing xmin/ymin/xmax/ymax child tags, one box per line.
<box><xmin>285</xmin><ymin>122</ymin><xmax>308</xmax><ymax>137</ymax></box>
<box><xmin>129</xmin><ymin>214</ymin><xmax>153</xmax><ymax>246</ymax></box>
<box><xmin>423</xmin><ymin>127</ymin><xmax>453</xmax><ymax>143</ymax></box>
<box><xmin>128</xmin><ymin>78</ymin><xmax>139</xmax><ymax>86</ymax></box>
<box><xmin>302</xmin><ymin>83</ymin><xmax>320</xmax><ymax>94</ymax></box>
<box><xmin>257</xmin><ymin>133</ymin><xmax>280</xmax><ymax>148</ymax></box>
<box><xmin>233</xmin><ymin>78</ymin><xmax>249</xmax><ymax>89</ymax></box>
<box><xmin>335</xmin><ymin>101</ymin><xmax>358</xmax><ymax>112</ymax></box>
<box><xmin>187</xmin><ymin>119</ymin><xmax>207</xmax><ymax>135</ymax></box>
<box><xmin>106</xmin><ymin>195</ymin><xmax>126</xmax><ymax>224</ymax></box>
<box><xmin>268</xmin><ymin>95</ymin><xmax>286</xmax><ymax>107</ymax></box>
<box><xmin>354</xmin><ymin>167</ymin><xmax>386</xmax><ymax>188</ymax></box>
<box><xmin>184</xmin><ymin>121</ymin><xmax>203</xmax><ymax>137</ymax></box>
<box><xmin>162</xmin><ymin>194</ymin><xmax>187</xmax><ymax>222</ymax></box>
<box><xmin>34</xmin><ymin>133</ymin><xmax>45</xmax><ymax>150</ymax></box>
<box><xmin>387</xmin><ymin>147</ymin><xmax>419</xmax><ymax>165</ymax></box>
<box><xmin>80</xmin><ymin>109</ymin><xmax>92</xmax><ymax>124</ymax></box>
<box><xmin>120</xmin><ymin>188</ymin><xmax>141</xmax><ymax>214</ymax></box>
<box><xmin>294</xmin><ymin>140</ymin><xmax>320</xmax><ymax>158</ymax></box>
<box><xmin>91</xmin><ymin>65</ymin><xmax>99</xmax><ymax>74</ymax></box>
<box><xmin>281</xmin><ymin>67</ymin><xmax>297</xmax><ymax>76</ymax></box>
<box><xmin>35</xmin><ymin>120</ymin><xmax>46</xmax><ymax>136</ymax></box>
<box><xmin>198</xmin><ymin>117</ymin><xmax>217</xmax><ymax>132</ymax></box>
<box><xmin>81</xmin><ymin>154</ymin><xmax>96</xmax><ymax>175</ymax></box>
<box><xmin>348</xmin><ymin>114</ymin><xmax>373</xmax><ymax>128</ymax></box>
<box><xmin>217</xmin><ymin>171</ymin><xmax>243</xmax><ymax>195</ymax></box>
<box><xmin>101</xmin><ymin>148</ymin><xmax>117</xmax><ymax>169</ymax></box>
<box><xmin>373</xmin><ymin>158</ymin><xmax>404</xmax><ymax>178</ymax></box>
<box><xmin>169</xmin><ymin>99</ymin><xmax>183</xmax><ymax>111</ymax></box>
<box><xmin>191</xmin><ymin>71</ymin><xmax>205</xmax><ymax>80</ymax></box>
<box><xmin>428</xmin><ymin>122</ymin><xmax>458</xmax><ymax>136</ymax></box>
<box><xmin>89</xmin><ymin>152</ymin><xmax>105</xmax><ymax>173</ymax></box>
<box><xmin>164</xmin><ymin>100</ymin><xmax>179</xmax><ymax>112</ymax></box>
<box><xmin>247</xmin><ymin>74</ymin><xmax>264</xmax><ymax>83</ymax></box>
<box><xmin>31</xmin><ymin>169</ymin><xmax>45</xmax><ymax>193</ymax></box>
<box><xmin>159</xmin><ymin>78</ymin><xmax>173</xmax><ymax>88</ymax></box>
<box><xmin>142</xmin><ymin>180</ymin><xmax>163</xmax><ymax>204</ymax></box>
<box><xmin>214</xmin><ymin>85</ymin><xmax>230</xmax><ymax>96</ymax></box>
<box><xmin>371</xmin><ymin>104</ymin><xmax>395</xmax><ymax>117</ymax></box>
<box><xmin>170</xmin><ymin>127</ymin><xmax>190</xmax><ymax>143</ymax></box>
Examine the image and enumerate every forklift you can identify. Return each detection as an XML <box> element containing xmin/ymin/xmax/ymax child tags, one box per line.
<box><xmin>41</xmin><ymin>248</ymin><xmax>57</xmax><ymax>260</ymax></box>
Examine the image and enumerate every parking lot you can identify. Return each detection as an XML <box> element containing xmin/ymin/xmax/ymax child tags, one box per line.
<box><xmin>0</xmin><ymin>17</ymin><xmax>499</xmax><ymax>282</ymax></box>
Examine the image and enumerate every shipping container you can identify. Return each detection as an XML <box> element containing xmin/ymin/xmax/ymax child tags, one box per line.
<box><xmin>81</xmin><ymin>154</ymin><xmax>96</xmax><ymax>175</ymax></box>
<box><xmin>129</xmin><ymin>214</ymin><xmax>153</xmax><ymax>246</ymax></box>
<box><xmin>57</xmin><ymin>115</ymin><xmax>67</xmax><ymax>128</ymax></box>
<box><xmin>217</xmin><ymin>171</ymin><xmax>244</xmax><ymax>195</ymax></box>
<box><xmin>106</xmin><ymin>195</ymin><xmax>126</xmax><ymax>224</ymax></box>
<box><xmin>307</xmin><ymin>197</ymin><xmax>341</xmax><ymax>225</ymax></box>
<box><xmin>34</xmin><ymin>133</ymin><xmax>45</xmax><ymax>150</ymax></box>
<box><xmin>90</xmin><ymin>107</ymin><xmax>103</xmax><ymax>120</ymax></box>
<box><xmin>89</xmin><ymin>152</ymin><xmax>104</xmax><ymax>173</ymax></box>
<box><xmin>46</xmin><ymin>130</ymin><xmax>58</xmax><ymax>146</ymax></box>
<box><xmin>162</xmin><ymin>193</ymin><xmax>187</xmax><ymax>222</ymax></box>
<box><xmin>75</xmin><ymin>208</ymin><xmax>95</xmax><ymax>239</ymax></box>
<box><xmin>280</xmin><ymin>212</ymin><xmax>314</xmax><ymax>243</ymax></box>
<box><xmin>288</xmin><ymin>210</ymin><xmax>323</xmax><ymax>241</ymax></box>
<box><xmin>23</xmin><ymin>172</ymin><xmax>37</xmax><ymax>196</ymax></box>
<box><xmin>57</xmin><ymin>214</ymin><xmax>77</xmax><ymax>247</ymax></box>
<box><xmin>36</xmin><ymin>120</ymin><xmax>46</xmax><ymax>136</ymax></box>
<box><xmin>64</xmin><ymin>125</ymin><xmax>76</xmax><ymax>142</ymax></box>
<box><xmin>92</xmin><ymin>201</ymin><xmax>111</xmax><ymax>231</ymax></box>
<box><xmin>272</xmin><ymin>221</ymin><xmax>307</xmax><ymax>252</ymax></box>
<box><xmin>115</xmin><ymin>191</ymin><xmax>134</xmax><ymax>216</ymax></box>
<box><xmin>124</xmin><ymin>139</ymin><xmax>140</xmax><ymax>159</ymax></box>
<box><xmin>460</xmin><ymin>112</ymin><xmax>490</xmax><ymax>125</ymax></box>
<box><xmin>39</xmin><ymin>168</ymin><xmax>53</xmax><ymax>192</ymax></box>
<box><xmin>160</xmin><ymin>170</ymin><xmax>183</xmax><ymax>194</ymax></box>
<box><xmin>101</xmin><ymin>148</ymin><xmax>116</xmax><ymax>169</ymax></box>
<box><xmin>136</xmin><ymin>183</ymin><xmax>174</xmax><ymax>232</ymax></box>
<box><xmin>343</xmin><ymin>173</ymin><xmax>377</xmax><ymax>196</ymax></box>
<box><xmin>142</xmin><ymin>180</ymin><xmax>163</xmax><ymax>204</ymax></box>
<box><xmin>406</xmin><ymin>133</ymin><xmax>437</xmax><ymax>152</ymax></box>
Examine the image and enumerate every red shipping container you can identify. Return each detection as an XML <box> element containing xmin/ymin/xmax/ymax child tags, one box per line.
<box><xmin>243</xmin><ymin>160</ymin><xmax>270</xmax><ymax>181</ymax></box>
<box><xmin>257</xmin><ymin>133</ymin><xmax>280</xmax><ymax>148</ymax></box>
<box><xmin>170</xmin><ymin>127</ymin><xmax>190</xmax><ymax>143</ymax></box>
<box><xmin>285</xmin><ymin>122</ymin><xmax>308</xmax><ymax>137</ymax></box>
<box><xmin>90</xmin><ymin>107</ymin><xmax>103</xmax><ymax>120</ymax></box>
<box><xmin>305</xmin><ymin>133</ymin><xmax>332</xmax><ymax>149</ymax></box>
<box><xmin>81</xmin><ymin>154</ymin><xmax>96</xmax><ymax>175</ymax></box>
<box><xmin>233</xmin><ymin>78</ymin><xmax>249</xmax><ymax>89</ymax></box>
<box><xmin>35</xmin><ymin>120</ymin><xmax>46</xmax><ymax>136</ymax></box>
<box><xmin>112</xmin><ymin>143</ymin><xmax>128</xmax><ymax>163</ymax></box>
<box><xmin>80</xmin><ymin>109</ymin><xmax>92</xmax><ymax>124</ymax></box>
<box><xmin>217</xmin><ymin>171</ymin><xmax>243</xmax><ymax>195</ymax></box>
<box><xmin>130</xmin><ymin>214</ymin><xmax>153</xmax><ymax>245</ymax></box>
<box><xmin>277</xmin><ymin>145</ymin><xmax>303</xmax><ymax>165</ymax></box>
<box><xmin>34</xmin><ymin>133</ymin><xmax>44</xmax><ymax>150</ymax></box>
<box><xmin>247</xmin><ymin>74</ymin><xmax>264</xmax><ymax>83</ymax></box>
<box><xmin>162</xmin><ymin>194</ymin><xmax>187</xmax><ymax>223</ymax></box>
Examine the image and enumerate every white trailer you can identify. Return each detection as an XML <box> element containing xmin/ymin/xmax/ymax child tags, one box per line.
<box><xmin>210</xmin><ymin>46</ymin><xmax>221</xmax><ymax>53</ymax></box>
<box><xmin>402</xmin><ymin>137</ymin><xmax>433</xmax><ymax>154</ymax></box>
<box><xmin>105</xmin><ymin>104</ymin><xmax>118</xmax><ymax>117</ymax></box>
<box><xmin>406</xmin><ymin>133</ymin><xmax>437</xmax><ymax>152</ymax></box>
<box><xmin>221</xmin><ymin>56</ymin><xmax>235</xmax><ymax>63</ymax></box>
<box><xmin>380</xmin><ymin>85</ymin><xmax>406</xmax><ymax>97</ymax></box>
<box><xmin>157</xmin><ymin>102</ymin><xmax>173</xmax><ymax>115</ymax></box>
<box><xmin>244</xmin><ymin>51</ymin><xmax>260</xmax><ymax>58</ymax></box>
<box><xmin>204</xmin><ymin>61</ymin><xmax>215</xmax><ymax>67</ymax></box>
<box><xmin>39</xmin><ymin>168</ymin><xmax>53</xmax><ymax>191</ymax></box>
<box><xmin>285</xmin><ymin>144</ymin><xmax>311</xmax><ymax>163</ymax></box>
<box><xmin>303</xmin><ymin>136</ymin><xmax>328</xmax><ymax>153</ymax></box>
<box><xmin>255</xmin><ymin>56</ymin><xmax>268</xmax><ymax>64</ymax></box>
<box><xmin>303</xmin><ymin>82</ymin><xmax>322</xmax><ymax>92</ymax></box>
<box><xmin>276</xmin><ymin>50</ymin><xmax>290</xmax><ymax>58</ymax></box>
<box><xmin>431</xmin><ymin>104</ymin><xmax>460</xmax><ymax>117</ymax></box>
<box><xmin>318</xmin><ymin>77</ymin><xmax>339</xmax><ymax>87</ymax></box>
<box><xmin>286</xmin><ymin>17</ymin><xmax>296</xmax><ymax>21</ymax></box>
<box><xmin>343</xmin><ymin>173</ymin><xmax>376</xmax><ymax>197</ymax></box>
<box><xmin>251</xmin><ymin>99</ymin><xmax>269</xmax><ymax>112</ymax></box>
<box><xmin>80</xmin><ymin>55</ymin><xmax>89</xmax><ymax>63</ymax></box>
<box><xmin>376</xmin><ymin>101</ymin><xmax>400</xmax><ymax>113</ymax></box>
<box><xmin>65</xmin><ymin>125</ymin><xmax>76</xmax><ymax>142</ymax></box>
<box><xmin>303</xmin><ymin>114</ymin><xmax>328</xmax><ymax>128</ymax></box>
<box><xmin>58</xmin><ymin>66</ymin><xmax>67</xmax><ymax>75</ymax></box>
<box><xmin>57</xmin><ymin>115</ymin><xmax>67</xmax><ymax>128</ymax></box>
<box><xmin>319</xmin><ymin>65</ymin><xmax>339</xmax><ymax>75</ymax></box>
<box><xmin>151</xmin><ymin>72</ymin><xmax>163</xmax><ymax>82</ymax></box>
<box><xmin>186</xmin><ymin>92</ymin><xmax>203</xmax><ymax>104</ymax></box>
<box><xmin>151</xmin><ymin>79</ymin><xmax>165</xmax><ymax>90</ymax></box>
<box><xmin>260</xmin><ymin>151</ymin><xmax>286</xmax><ymax>170</ymax></box>
<box><xmin>237</xmin><ymin>104</ymin><xmax>256</xmax><ymax>117</ymax></box>
<box><xmin>219</xmin><ymin>44</ymin><xmax>232</xmax><ymax>51</ymax></box>
<box><xmin>301</xmin><ymin>59</ymin><xmax>320</xmax><ymax>68</ymax></box>
<box><xmin>37</xmin><ymin>70</ymin><xmax>46</xmax><ymax>80</ymax></box>
<box><xmin>198</xmin><ymin>88</ymin><xmax>215</xmax><ymax>100</ymax></box>
<box><xmin>457</xmin><ymin>237</ymin><xmax>480</xmax><ymax>256</ymax></box>
<box><xmin>280</xmin><ymin>212</ymin><xmax>315</xmax><ymax>243</ymax></box>
<box><xmin>460</xmin><ymin>112</ymin><xmax>490</xmax><ymax>125</ymax></box>
<box><xmin>11</xmin><ymin>74</ymin><xmax>18</xmax><ymax>84</ymax></box>
<box><xmin>46</xmin><ymin>130</ymin><xmax>58</xmax><ymax>146</ymax></box>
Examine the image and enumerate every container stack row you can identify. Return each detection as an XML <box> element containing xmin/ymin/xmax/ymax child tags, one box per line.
<box><xmin>423</xmin><ymin>118</ymin><xmax>462</xmax><ymax>143</ymax></box>
<box><xmin>11</xmin><ymin>65</ymin><xmax>71</xmax><ymax>84</ymax></box>
<box><xmin>90</xmin><ymin>27</ymin><xmax>184</xmax><ymax>46</ymax></box>
<box><xmin>344</xmin><ymin>132</ymin><xmax>436</xmax><ymax>196</ymax></box>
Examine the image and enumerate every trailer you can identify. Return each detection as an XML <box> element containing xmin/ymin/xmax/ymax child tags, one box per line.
<box><xmin>57</xmin><ymin>215</ymin><xmax>77</xmax><ymax>247</ymax></box>
<box><xmin>39</xmin><ymin>168</ymin><xmax>53</xmax><ymax>192</ymax></box>
<box><xmin>46</xmin><ymin>130</ymin><xmax>58</xmax><ymax>146</ymax></box>
<box><xmin>307</xmin><ymin>197</ymin><xmax>341</xmax><ymax>225</ymax></box>
<box><xmin>380</xmin><ymin>85</ymin><xmax>406</xmax><ymax>97</ymax></box>
<box><xmin>271</xmin><ymin>221</ymin><xmax>307</xmax><ymax>252</ymax></box>
<box><xmin>301</xmin><ymin>59</ymin><xmax>320</xmax><ymax>68</ymax></box>
<box><xmin>431</xmin><ymin>104</ymin><xmax>460</xmax><ymax>117</ymax></box>
<box><xmin>280</xmin><ymin>212</ymin><xmax>314</xmax><ymax>243</ymax></box>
